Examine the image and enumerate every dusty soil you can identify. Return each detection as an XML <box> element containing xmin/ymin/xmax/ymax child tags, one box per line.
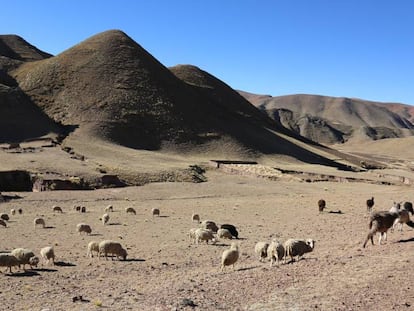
<box><xmin>1</xmin><ymin>168</ymin><xmax>414</xmax><ymax>311</ymax></box>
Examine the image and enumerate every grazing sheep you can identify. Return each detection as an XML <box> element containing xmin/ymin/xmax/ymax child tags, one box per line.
<box><xmin>318</xmin><ymin>199</ymin><xmax>326</xmax><ymax>213</ymax></box>
<box><xmin>217</xmin><ymin>228</ymin><xmax>233</xmax><ymax>240</ymax></box>
<box><xmin>10</xmin><ymin>209</ymin><xmax>15</xmax><ymax>216</ymax></box>
<box><xmin>105</xmin><ymin>205</ymin><xmax>114</xmax><ymax>212</ymax></box>
<box><xmin>0</xmin><ymin>213</ymin><xmax>9</xmax><ymax>221</ymax></box>
<box><xmin>267</xmin><ymin>239</ymin><xmax>285</xmax><ymax>267</ymax></box>
<box><xmin>284</xmin><ymin>238</ymin><xmax>315</xmax><ymax>263</ymax></box>
<box><xmin>366</xmin><ymin>197</ymin><xmax>375</xmax><ymax>213</ymax></box>
<box><xmin>254</xmin><ymin>241</ymin><xmax>270</xmax><ymax>262</ymax></box>
<box><xmin>200</xmin><ymin>220</ymin><xmax>219</xmax><ymax>233</ymax></box>
<box><xmin>52</xmin><ymin>205</ymin><xmax>63</xmax><ymax>213</ymax></box>
<box><xmin>220</xmin><ymin>224</ymin><xmax>239</xmax><ymax>239</ymax></box>
<box><xmin>389</xmin><ymin>201</ymin><xmax>401</xmax><ymax>214</ymax></box>
<box><xmin>195</xmin><ymin>228</ymin><xmax>215</xmax><ymax>244</ymax></box>
<box><xmin>74</xmin><ymin>205</ymin><xmax>81</xmax><ymax>212</ymax></box>
<box><xmin>102</xmin><ymin>213</ymin><xmax>110</xmax><ymax>225</ymax></box>
<box><xmin>0</xmin><ymin>253</ymin><xmax>20</xmax><ymax>273</ymax></box>
<box><xmin>18</xmin><ymin>208</ymin><xmax>23</xmax><ymax>214</ymax></box>
<box><xmin>362</xmin><ymin>211</ymin><xmax>399</xmax><ymax>248</ymax></box>
<box><xmin>191</xmin><ymin>213</ymin><xmax>200</xmax><ymax>223</ymax></box>
<box><xmin>29</xmin><ymin>256</ymin><xmax>39</xmax><ymax>268</ymax></box>
<box><xmin>76</xmin><ymin>223</ymin><xmax>92</xmax><ymax>235</ymax></box>
<box><xmin>33</xmin><ymin>217</ymin><xmax>45</xmax><ymax>228</ymax></box>
<box><xmin>87</xmin><ymin>241</ymin><xmax>100</xmax><ymax>258</ymax></box>
<box><xmin>152</xmin><ymin>208</ymin><xmax>160</xmax><ymax>217</ymax></box>
<box><xmin>98</xmin><ymin>240</ymin><xmax>127</xmax><ymax>261</ymax></box>
<box><xmin>125</xmin><ymin>207</ymin><xmax>136</xmax><ymax>215</ymax></box>
<box><xmin>81</xmin><ymin>206</ymin><xmax>86</xmax><ymax>213</ymax></box>
<box><xmin>40</xmin><ymin>246</ymin><xmax>55</xmax><ymax>265</ymax></box>
<box><xmin>11</xmin><ymin>248</ymin><xmax>38</xmax><ymax>270</ymax></box>
<box><xmin>0</xmin><ymin>219</ymin><xmax>7</xmax><ymax>228</ymax></box>
<box><xmin>220</xmin><ymin>242</ymin><xmax>240</xmax><ymax>271</ymax></box>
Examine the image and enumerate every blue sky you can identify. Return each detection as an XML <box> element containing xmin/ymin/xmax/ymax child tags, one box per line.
<box><xmin>2</xmin><ymin>1</ymin><xmax>413</xmax><ymax>105</ymax></box>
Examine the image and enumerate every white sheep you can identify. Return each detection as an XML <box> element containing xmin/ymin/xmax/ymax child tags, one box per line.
<box><xmin>52</xmin><ymin>205</ymin><xmax>63</xmax><ymax>213</ymax></box>
<box><xmin>254</xmin><ymin>241</ymin><xmax>270</xmax><ymax>262</ymax></box>
<box><xmin>195</xmin><ymin>228</ymin><xmax>215</xmax><ymax>244</ymax></box>
<box><xmin>76</xmin><ymin>223</ymin><xmax>92</xmax><ymax>235</ymax></box>
<box><xmin>283</xmin><ymin>238</ymin><xmax>315</xmax><ymax>263</ymax></box>
<box><xmin>267</xmin><ymin>239</ymin><xmax>284</xmax><ymax>267</ymax></box>
<box><xmin>40</xmin><ymin>246</ymin><xmax>55</xmax><ymax>265</ymax></box>
<box><xmin>98</xmin><ymin>240</ymin><xmax>127</xmax><ymax>260</ymax></box>
<box><xmin>152</xmin><ymin>208</ymin><xmax>160</xmax><ymax>217</ymax></box>
<box><xmin>220</xmin><ymin>242</ymin><xmax>240</xmax><ymax>271</ymax></box>
<box><xmin>125</xmin><ymin>207</ymin><xmax>136</xmax><ymax>215</ymax></box>
<box><xmin>10</xmin><ymin>209</ymin><xmax>16</xmax><ymax>216</ymax></box>
<box><xmin>33</xmin><ymin>217</ymin><xmax>45</xmax><ymax>228</ymax></box>
<box><xmin>0</xmin><ymin>219</ymin><xmax>7</xmax><ymax>228</ymax></box>
<box><xmin>217</xmin><ymin>228</ymin><xmax>233</xmax><ymax>240</ymax></box>
<box><xmin>200</xmin><ymin>220</ymin><xmax>218</xmax><ymax>232</ymax></box>
<box><xmin>11</xmin><ymin>248</ymin><xmax>38</xmax><ymax>270</ymax></box>
<box><xmin>0</xmin><ymin>253</ymin><xmax>20</xmax><ymax>273</ymax></box>
<box><xmin>102</xmin><ymin>213</ymin><xmax>110</xmax><ymax>225</ymax></box>
<box><xmin>105</xmin><ymin>205</ymin><xmax>113</xmax><ymax>212</ymax></box>
<box><xmin>87</xmin><ymin>241</ymin><xmax>100</xmax><ymax>258</ymax></box>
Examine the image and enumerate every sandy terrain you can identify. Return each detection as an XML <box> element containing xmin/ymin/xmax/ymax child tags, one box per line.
<box><xmin>1</xmin><ymin>168</ymin><xmax>414</xmax><ymax>311</ymax></box>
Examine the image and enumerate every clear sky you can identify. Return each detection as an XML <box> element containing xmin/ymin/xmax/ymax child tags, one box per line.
<box><xmin>2</xmin><ymin>1</ymin><xmax>413</xmax><ymax>105</ymax></box>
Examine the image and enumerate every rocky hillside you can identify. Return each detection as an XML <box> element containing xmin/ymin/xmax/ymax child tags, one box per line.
<box><xmin>0</xmin><ymin>30</ymin><xmax>362</xmax><ymax>170</ymax></box>
<box><xmin>240</xmin><ymin>92</ymin><xmax>414</xmax><ymax>145</ymax></box>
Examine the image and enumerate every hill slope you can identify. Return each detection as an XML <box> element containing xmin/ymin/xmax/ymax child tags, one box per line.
<box><xmin>240</xmin><ymin>92</ymin><xmax>414</xmax><ymax>144</ymax></box>
<box><xmin>6</xmin><ymin>30</ymin><xmax>360</xmax><ymax>171</ymax></box>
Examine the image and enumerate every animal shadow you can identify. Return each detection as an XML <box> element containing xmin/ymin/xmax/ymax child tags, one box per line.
<box><xmin>8</xmin><ymin>270</ymin><xmax>40</xmax><ymax>277</ymax></box>
<box><xmin>398</xmin><ymin>237</ymin><xmax>414</xmax><ymax>243</ymax></box>
<box><xmin>108</xmin><ymin>222</ymin><xmax>122</xmax><ymax>226</ymax></box>
<box><xmin>54</xmin><ymin>261</ymin><xmax>76</xmax><ymax>267</ymax></box>
<box><xmin>44</xmin><ymin>226</ymin><xmax>55</xmax><ymax>229</ymax></box>
<box><xmin>89</xmin><ymin>233</ymin><xmax>103</xmax><ymax>237</ymax></box>
<box><xmin>122</xmin><ymin>258</ymin><xmax>146</xmax><ymax>262</ymax></box>
<box><xmin>34</xmin><ymin>268</ymin><xmax>58</xmax><ymax>272</ymax></box>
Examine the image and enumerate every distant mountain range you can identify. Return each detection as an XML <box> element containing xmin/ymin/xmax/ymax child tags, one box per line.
<box><xmin>239</xmin><ymin>91</ymin><xmax>414</xmax><ymax>145</ymax></box>
<box><xmin>1</xmin><ymin>29</ymin><xmax>412</xmax><ymax>172</ymax></box>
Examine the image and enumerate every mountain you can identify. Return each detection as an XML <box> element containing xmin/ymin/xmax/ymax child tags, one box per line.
<box><xmin>0</xmin><ymin>30</ymin><xmax>362</xmax><ymax>170</ymax></box>
<box><xmin>0</xmin><ymin>35</ymin><xmax>64</xmax><ymax>142</ymax></box>
<box><xmin>239</xmin><ymin>92</ymin><xmax>414</xmax><ymax>144</ymax></box>
<box><xmin>0</xmin><ymin>35</ymin><xmax>52</xmax><ymax>62</ymax></box>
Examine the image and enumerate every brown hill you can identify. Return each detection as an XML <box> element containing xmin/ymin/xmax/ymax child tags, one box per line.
<box><xmin>0</xmin><ymin>36</ymin><xmax>67</xmax><ymax>143</ymax></box>
<box><xmin>240</xmin><ymin>92</ymin><xmax>414</xmax><ymax>144</ymax></box>
<box><xmin>0</xmin><ymin>35</ymin><xmax>52</xmax><ymax>61</ymax></box>
<box><xmin>6</xmin><ymin>30</ymin><xmax>361</xmax><ymax>171</ymax></box>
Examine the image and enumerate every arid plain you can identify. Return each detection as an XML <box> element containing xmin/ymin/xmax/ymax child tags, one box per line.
<box><xmin>1</xmin><ymin>140</ymin><xmax>414</xmax><ymax>311</ymax></box>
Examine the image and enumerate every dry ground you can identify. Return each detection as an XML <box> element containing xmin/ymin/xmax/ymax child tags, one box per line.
<box><xmin>1</xmin><ymin>169</ymin><xmax>414</xmax><ymax>310</ymax></box>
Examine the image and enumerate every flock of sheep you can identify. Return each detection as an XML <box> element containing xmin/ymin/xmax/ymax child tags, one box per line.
<box><xmin>187</xmin><ymin>217</ymin><xmax>315</xmax><ymax>271</ymax></box>
<box><xmin>0</xmin><ymin>204</ymin><xmax>141</xmax><ymax>274</ymax></box>
<box><xmin>0</xmin><ymin>194</ymin><xmax>413</xmax><ymax>275</ymax></box>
